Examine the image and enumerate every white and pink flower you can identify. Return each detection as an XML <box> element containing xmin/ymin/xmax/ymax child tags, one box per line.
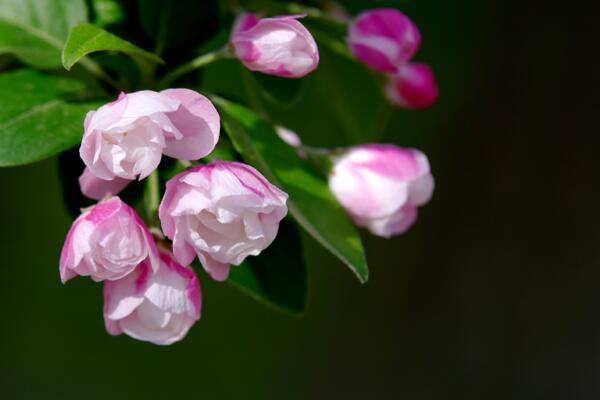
<box><xmin>385</xmin><ymin>63</ymin><xmax>438</xmax><ymax>109</ymax></box>
<box><xmin>231</xmin><ymin>13</ymin><xmax>319</xmax><ymax>78</ymax></box>
<box><xmin>103</xmin><ymin>250</ymin><xmax>201</xmax><ymax>345</ymax></box>
<box><xmin>347</xmin><ymin>8</ymin><xmax>420</xmax><ymax>73</ymax></box>
<box><xmin>80</xmin><ymin>89</ymin><xmax>220</xmax><ymax>181</ymax></box>
<box><xmin>159</xmin><ymin>161</ymin><xmax>288</xmax><ymax>281</ymax></box>
<box><xmin>328</xmin><ymin>144</ymin><xmax>434</xmax><ymax>238</ymax></box>
<box><xmin>60</xmin><ymin>196</ymin><xmax>159</xmax><ymax>283</ymax></box>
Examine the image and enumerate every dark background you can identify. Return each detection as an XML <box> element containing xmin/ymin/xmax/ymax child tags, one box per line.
<box><xmin>1</xmin><ymin>1</ymin><xmax>599</xmax><ymax>399</ymax></box>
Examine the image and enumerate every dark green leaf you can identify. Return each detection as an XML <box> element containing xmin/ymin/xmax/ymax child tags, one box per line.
<box><xmin>0</xmin><ymin>69</ymin><xmax>103</xmax><ymax>167</ymax></box>
<box><xmin>0</xmin><ymin>0</ymin><xmax>88</xmax><ymax>68</ymax></box>
<box><xmin>215</xmin><ymin>98</ymin><xmax>369</xmax><ymax>283</ymax></box>
<box><xmin>254</xmin><ymin>73</ymin><xmax>305</xmax><ymax>108</ymax></box>
<box><xmin>62</xmin><ymin>23</ymin><xmax>163</xmax><ymax>71</ymax></box>
<box><xmin>228</xmin><ymin>219</ymin><xmax>307</xmax><ymax>313</ymax></box>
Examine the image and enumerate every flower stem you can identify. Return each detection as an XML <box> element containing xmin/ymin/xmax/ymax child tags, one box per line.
<box><xmin>144</xmin><ymin>170</ymin><xmax>161</xmax><ymax>227</ymax></box>
<box><xmin>158</xmin><ymin>46</ymin><xmax>233</xmax><ymax>88</ymax></box>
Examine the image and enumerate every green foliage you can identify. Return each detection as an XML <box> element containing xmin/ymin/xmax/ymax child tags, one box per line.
<box><xmin>62</xmin><ymin>23</ymin><xmax>163</xmax><ymax>70</ymax></box>
<box><xmin>0</xmin><ymin>0</ymin><xmax>87</xmax><ymax>68</ymax></box>
<box><xmin>215</xmin><ymin>98</ymin><xmax>369</xmax><ymax>283</ymax></box>
<box><xmin>0</xmin><ymin>69</ymin><xmax>101</xmax><ymax>167</ymax></box>
<box><xmin>228</xmin><ymin>219</ymin><xmax>307</xmax><ymax>313</ymax></box>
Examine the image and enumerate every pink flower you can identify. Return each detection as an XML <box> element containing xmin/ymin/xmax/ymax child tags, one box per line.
<box><xmin>80</xmin><ymin>89</ymin><xmax>220</xmax><ymax>181</ymax></box>
<box><xmin>60</xmin><ymin>196</ymin><xmax>159</xmax><ymax>283</ymax></box>
<box><xmin>103</xmin><ymin>250</ymin><xmax>201</xmax><ymax>345</ymax></box>
<box><xmin>328</xmin><ymin>144</ymin><xmax>434</xmax><ymax>238</ymax></box>
<box><xmin>231</xmin><ymin>13</ymin><xmax>319</xmax><ymax>78</ymax></box>
<box><xmin>347</xmin><ymin>8</ymin><xmax>420</xmax><ymax>73</ymax></box>
<box><xmin>79</xmin><ymin>167</ymin><xmax>131</xmax><ymax>200</ymax></box>
<box><xmin>159</xmin><ymin>161</ymin><xmax>288</xmax><ymax>281</ymax></box>
<box><xmin>385</xmin><ymin>63</ymin><xmax>438</xmax><ymax>109</ymax></box>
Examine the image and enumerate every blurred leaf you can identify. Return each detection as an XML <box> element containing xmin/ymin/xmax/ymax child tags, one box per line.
<box><xmin>228</xmin><ymin>219</ymin><xmax>307</xmax><ymax>313</ymax></box>
<box><xmin>62</xmin><ymin>23</ymin><xmax>163</xmax><ymax>71</ymax></box>
<box><xmin>215</xmin><ymin>98</ymin><xmax>369</xmax><ymax>283</ymax></box>
<box><xmin>0</xmin><ymin>0</ymin><xmax>88</xmax><ymax>68</ymax></box>
<box><xmin>254</xmin><ymin>73</ymin><xmax>305</xmax><ymax>108</ymax></box>
<box><xmin>0</xmin><ymin>69</ymin><xmax>103</xmax><ymax>167</ymax></box>
<box><xmin>90</xmin><ymin>0</ymin><xmax>125</xmax><ymax>27</ymax></box>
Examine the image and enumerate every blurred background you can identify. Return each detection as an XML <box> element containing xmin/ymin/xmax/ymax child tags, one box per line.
<box><xmin>1</xmin><ymin>0</ymin><xmax>599</xmax><ymax>399</ymax></box>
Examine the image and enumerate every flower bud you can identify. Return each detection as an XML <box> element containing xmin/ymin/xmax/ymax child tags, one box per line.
<box><xmin>231</xmin><ymin>13</ymin><xmax>319</xmax><ymax>78</ymax></box>
<box><xmin>103</xmin><ymin>250</ymin><xmax>201</xmax><ymax>345</ymax></box>
<box><xmin>384</xmin><ymin>63</ymin><xmax>438</xmax><ymax>109</ymax></box>
<box><xmin>347</xmin><ymin>8</ymin><xmax>420</xmax><ymax>73</ymax></box>
<box><xmin>328</xmin><ymin>144</ymin><xmax>434</xmax><ymax>238</ymax></box>
<box><xmin>60</xmin><ymin>196</ymin><xmax>158</xmax><ymax>283</ymax></box>
<box><xmin>159</xmin><ymin>161</ymin><xmax>288</xmax><ymax>281</ymax></box>
<box><xmin>80</xmin><ymin>89</ymin><xmax>220</xmax><ymax>181</ymax></box>
<box><xmin>79</xmin><ymin>167</ymin><xmax>131</xmax><ymax>200</ymax></box>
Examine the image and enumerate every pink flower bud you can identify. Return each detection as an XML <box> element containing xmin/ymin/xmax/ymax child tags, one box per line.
<box><xmin>60</xmin><ymin>197</ymin><xmax>159</xmax><ymax>283</ymax></box>
<box><xmin>385</xmin><ymin>63</ymin><xmax>438</xmax><ymax>109</ymax></box>
<box><xmin>80</xmin><ymin>89</ymin><xmax>220</xmax><ymax>181</ymax></box>
<box><xmin>159</xmin><ymin>161</ymin><xmax>288</xmax><ymax>281</ymax></box>
<box><xmin>231</xmin><ymin>13</ymin><xmax>319</xmax><ymax>78</ymax></box>
<box><xmin>79</xmin><ymin>167</ymin><xmax>131</xmax><ymax>200</ymax></box>
<box><xmin>347</xmin><ymin>8</ymin><xmax>420</xmax><ymax>73</ymax></box>
<box><xmin>328</xmin><ymin>144</ymin><xmax>434</xmax><ymax>238</ymax></box>
<box><xmin>103</xmin><ymin>250</ymin><xmax>201</xmax><ymax>345</ymax></box>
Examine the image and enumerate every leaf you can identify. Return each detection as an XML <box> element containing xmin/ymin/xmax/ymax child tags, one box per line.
<box><xmin>90</xmin><ymin>0</ymin><xmax>125</xmax><ymax>27</ymax></box>
<box><xmin>215</xmin><ymin>98</ymin><xmax>369</xmax><ymax>283</ymax></box>
<box><xmin>0</xmin><ymin>0</ymin><xmax>87</xmax><ymax>68</ymax></box>
<box><xmin>62</xmin><ymin>23</ymin><xmax>163</xmax><ymax>71</ymax></box>
<box><xmin>0</xmin><ymin>69</ymin><xmax>103</xmax><ymax>167</ymax></box>
<box><xmin>254</xmin><ymin>73</ymin><xmax>305</xmax><ymax>108</ymax></box>
<box><xmin>228</xmin><ymin>219</ymin><xmax>307</xmax><ymax>313</ymax></box>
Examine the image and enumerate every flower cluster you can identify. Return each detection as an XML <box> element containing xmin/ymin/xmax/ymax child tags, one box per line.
<box><xmin>59</xmin><ymin>7</ymin><xmax>437</xmax><ymax>345</ymax></box>
<box><xmin>348</xmin><ymin>8</ymin><xmax>438</xmax><ymax>109</ymax></box>
<box><xmin>61</xmin><ymin>89</ymin><xmax>288</xmax><ymax>345</ymax></box>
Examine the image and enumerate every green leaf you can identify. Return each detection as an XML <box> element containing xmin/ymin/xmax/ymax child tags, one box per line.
<box><xmin>215</xmin><ymin>98</ymin><xmax>369</xmax><ymax>283</ymax></box>
<box><xmin>254</xmin><ymin>73</ymin><xmax>305</xmax><ymax>108</ymax></box>
<box><xmin>0</xmin><ymin>69</ymin><xmax>103</xmax><ymax>167</ymax></box>
<box><xmin>62</xmin><ymin>23</ymin><xmax>163</xmax><ymax>71</ymax></box>
<box><xmin>228</xmin><ymin>219</ymin><xmax>307</xmax><ymax>313</ymax></box>
<box><xmin>0</xmin><ymin>0</ymin><xmax>87</xmax><ymax>68</ymax></box>
<box><xmin>90</xmin><ymin>0</ymin><xmax>125</xmax><ymax>27</ymax></box>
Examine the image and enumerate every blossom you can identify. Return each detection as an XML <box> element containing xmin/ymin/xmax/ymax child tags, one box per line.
<box><xmin>347</xmin><ymin>8</ymin><xmax>420</xmax><ymax>73</ymax></box>
<box><xmin>328</xmin><ymin>144</ymin><xmax>434</xmax><ymax>237</ymax></box>
<box><xmin>60</xmin><ymin>196</ymin><xmax>158</xmax><ymax>282</ymax></box>
<box><xmin>159</xmin><ymin>161</ymin><xmax>288</xmax><ymax>281</ymax></box>
<box><xmin>80</xmin><ymin>89</ymin><xmax>220</xmax><ymax>181</ymax></box>
<box><xmin>79</xmin><ymin>167</ymin><xmax>131</xmax><ymax>200</ymax></box>
<box><xmin>385</xmin><ymin>63</ymin><xmax>438</xmax><ymax>109</ymax></box>
<box><xmin>103</xmin><ymin>250</ymin><xmax>201</xmax><ymax>345</ymax></box>
<box><xmin>231</xmin><ymin>13</ymin><xmax>319</xmax><ymax>78</ymax></box>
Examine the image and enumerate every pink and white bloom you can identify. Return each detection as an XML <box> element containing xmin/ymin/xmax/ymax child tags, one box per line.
<box><xmin>231</xmin><ymin>13</ymin><xmax>319</xmax><ymax>78</ymax></box>
<box><xmin>159</xmin><ymin>161</ymin><xmax>288</xmax><ymax>281</ymax></box>
<box><xmin>385</xmin><ymin>63</ymin><xmax>438</xmax><ymax>109</ymax></box>
<box><xmin>347</xmin><ymin>8</ymin><xmax>420</xmax><ymax>73</ymax></box>
<box><xmin>328</xmin><ymin>144</ymin><xmax>434</xmax><ymax>238</ymax></box>
<box><xmin>60</xmin><ymin>196</ymin><xmax>158</xmax><ymax>283</ymax></box>
<box><xmin>103</xmin><ymin>250</ymin><xmax>201</xmax><ymax>345</ymax></box>
<box><xmin>79</xmin><ymin>167</ymin><xmax>131</xmax><ymax>200</ymax></box>
<box><xmin>80</xmin><ymin>89</ymin><xmax>220</xmax><ymax>181</ymax></box>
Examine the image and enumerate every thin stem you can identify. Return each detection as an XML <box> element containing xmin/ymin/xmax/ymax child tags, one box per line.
<box><xmin>158</xmin><ymin>46</ymin><xmax>233</xmax><ymax>88</ymax></box>
<box><xmin>144</xmin><ymin>170</ymin><xmax>160</xmax><ymax>227</ymax></box>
